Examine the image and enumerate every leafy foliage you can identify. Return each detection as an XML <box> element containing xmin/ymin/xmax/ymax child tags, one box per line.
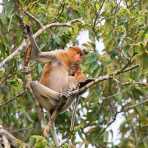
<box><xmin>0</xmin><ymin>0</ymin><xmax>148</xmax><ymax>147</ymax></box>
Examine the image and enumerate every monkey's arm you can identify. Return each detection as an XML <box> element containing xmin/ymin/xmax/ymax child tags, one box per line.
<box><xmin>32</xmin><ymin>51</ymin><xmax>57</xmax><ymax>63</ymax></box>
<box><xmin>26</xmin><ymin>25</ymin><xmax>58</xmax><ymax>63</ymax></box>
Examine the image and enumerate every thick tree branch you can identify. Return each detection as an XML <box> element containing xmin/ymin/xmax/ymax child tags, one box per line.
<box><xmin>0</xmin><ymin>18</ymin><xmax>83</xmax><ymax>68</ymax></box>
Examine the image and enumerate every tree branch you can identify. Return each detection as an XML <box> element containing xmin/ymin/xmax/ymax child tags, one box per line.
<box><xmin>93</xmin><ymin>0</ymin><xmax>106</xmax><ymax>28</ymax></box>
<box><xmin>123</xmin><ymin>97</ymin><xmax>148</xmax><ymax>111</ymax></box>
<box><xmin>24</xmin><ymin>11</ymin><xmax>43</xmax><ymax>28</ymax></box>
<box><xmin>50</xmin><ymin>64</ymin><xmax>139</xmax><ymax>120</ymax></box>
<box><xmin>0</xmin><ymin>18</ymin><xmax>83</xmax><ymax>68</ymax></box>
<box><xmin>54</xmin><ymin>0</ymin><xmax>65</xmax><ymax>21</ymax></box>
<box><xmin>2</xmin><ymin>135</ymin><xmax>11</xmax><ymax>148</ymax></box>
<box><xmin>69</xmin><ymin>64</ymin><xmax>140</xmax><ymax>97</ymax></box>
<box><xmin>85</xmin><ymin>96</ymin><xmax>148</xmax><ymax>137</ymax></box>
<box><xmin>0</xmin><ymin>126</ymin><xmax>29</xmax><ymax>147</ymax></box>
<box><xmin>50</xmin><ymin>123</ymin><xmax>60</xmax><ymax>147</ymax></box>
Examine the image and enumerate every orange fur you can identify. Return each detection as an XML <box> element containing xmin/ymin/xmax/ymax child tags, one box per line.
<box><xmin>74</xmin><ymin>68</ymin><xmax>86</xmax><ymax>81</ymax></box>
<box><xmin>40</xmin><ymin>47</ymin><xmax>85</xmax><ymax>92</ymax></box>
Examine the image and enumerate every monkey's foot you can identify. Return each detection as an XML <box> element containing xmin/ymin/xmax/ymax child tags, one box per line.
<box><xmin>43</xmin><ymin>121</ymin><xmax>52</xmax><ymax>138</ymax></box>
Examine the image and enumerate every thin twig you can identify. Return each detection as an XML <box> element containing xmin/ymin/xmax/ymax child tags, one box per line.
<box><xmin>93</xmin><ymin>0</ymin><xmax>106</xmax><ymax>28</ymax></box>
<box><xmin>85</xmin><ymin>96</ymin><xmax>148</xmax><ymax>136</ymax></box>
<box><xmin>114</xmin><ymin>0</ymin><xmax>122</xmax><ymax>14</ymax></box>
<box><xmin>124</xmin><ymin>112</ymin><xmax>138</xmax><ymax>146</ymax></box>
<box><xmin>99</xmin><ymin>111</ymin><xmax>120</xmax><ymax>135</ymax></box>
<box><xmin>123</xmin><ymin>98</ymin><xmax>148</xmax><ymax>111</ymax></box>
<box><xmin>24</xmin><ymin>11</ymin><xmax>43</xmax><ymax>28</ymax></box>
<box><xmin>54</xmin><ymin>1</ymin><xmax>65</xmax><ymax>21</ymax></box>
<box><xmin>122</xmin><ymin>81</ymin><xmax>148</xmax><ymax>87</ymax></box>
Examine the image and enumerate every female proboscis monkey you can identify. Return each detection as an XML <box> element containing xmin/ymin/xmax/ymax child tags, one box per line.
<box><xmin>30</xmin><ymin>46</ymin><xmax>87</xmax><ymax>136</ymax></box>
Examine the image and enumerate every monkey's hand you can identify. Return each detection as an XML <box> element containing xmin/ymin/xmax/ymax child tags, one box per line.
<box><xmin>60</xmin><ymin>89</ymin><xmax>74</xmax><ymax>99</ymax></box>
<box><xmin>59</xmin><ymin>89</ymin><xmax>79</xmax><ymax>112</ymax></box>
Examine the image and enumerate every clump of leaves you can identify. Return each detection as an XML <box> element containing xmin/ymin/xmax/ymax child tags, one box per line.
<box><xmin>29</xmin><ymin>135</ymin><xmax>49</xmax><ymax>148</ymax></box>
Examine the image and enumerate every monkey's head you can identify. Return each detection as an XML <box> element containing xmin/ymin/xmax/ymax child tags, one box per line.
<box><xmin>67</xmin><ymin>46</ymin><xmax>84</xmax><ymax>63</ymax></box>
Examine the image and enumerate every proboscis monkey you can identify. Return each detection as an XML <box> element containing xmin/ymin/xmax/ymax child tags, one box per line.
<box><xmin>25</xmin><ymin>25</ymin><xmax>88</xmax><ymax>137</ymax></box>
<box><xmin>30</xmin><ymin>46</ymin><xmax>86</xmax><ymax>132</ymax></box>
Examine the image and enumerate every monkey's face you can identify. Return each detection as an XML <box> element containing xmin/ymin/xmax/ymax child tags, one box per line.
<box><xmin>73</xmin><ymin>53</ymin><xmax>81</xmax><ymax>62</ymax></box>
<box><xmin>68</xmin><ymin>46</ymin><xmax>84</xmax><ymax>63</ymax></box>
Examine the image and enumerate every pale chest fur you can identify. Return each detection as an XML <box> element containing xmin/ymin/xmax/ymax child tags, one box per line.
<box><xmin>48</xmin><ymin>61</ymin><xmax>69</xmax><ymax>92</ymax></box>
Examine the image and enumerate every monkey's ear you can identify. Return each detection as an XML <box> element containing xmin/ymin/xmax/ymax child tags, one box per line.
<box><xmin>78</xmin><ymin>78</ymin><xmax>94</xmax><ymax>88</ymax></box>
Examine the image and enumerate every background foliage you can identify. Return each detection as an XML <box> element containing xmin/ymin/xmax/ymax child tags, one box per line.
<box><xmin>0</xmin><ymin>0</ymin><xmax>148</xmax><ymax>147</ymax></box>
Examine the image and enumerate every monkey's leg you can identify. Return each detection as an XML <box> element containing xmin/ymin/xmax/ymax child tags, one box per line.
<box><xmin>43</xmin><ymin>112</ymin><xmax>52</xmax><ymax>137</ymax></box>
<box><xmin>30</xmin><ymin>81</ymin><xmax>61</xmax><ymax>136</ymax></box>
<box><xmin>33</xmin><ymin>93</ymin><xmax>45</xmax><ymax>128</ymax></box>
<box><xmin>43</xmin><ymin>92</ymin><xmax>70</xmax><ymax>137</ymax></box>
<box><xmin>44</xmin><ymin>117</ymin><xmax>60</xmax><ymax>146</ymax></box>
<box><xmin>30</xmin><ymin>81</ymin><xmax>61</xmax><ymax>110</ymax></box>
<box><xmin>43</xmin><ymin>107</ymin><xmax>62</xmax><ymax>139</ymax></box>
<box><xmin>43</xmin><ymin>97</ymin><xmax>64</xmax><ymax>137</ymax></box>
<box><xmin>30</xmin><ymin>81</ymin><xmax>59</xmax><ymax>99</ymax></box>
